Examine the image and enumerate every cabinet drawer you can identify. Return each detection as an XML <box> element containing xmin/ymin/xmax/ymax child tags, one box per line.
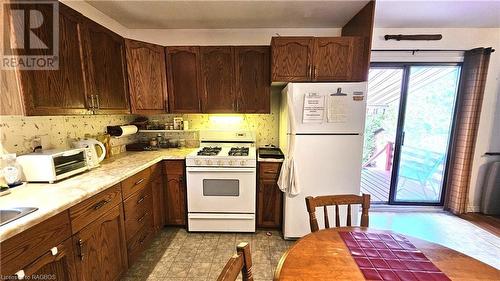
<box><xmin>127</xmin><ymin>223</ymin><xmax>155</xmax><ymax>265</ymax></box>
<box><xmin>259</xmin><ymin>162</ymin><xmax>282</xmax><ymax>179</ymax></box>
<box><xmin>123</xmin><ymin>185</ymin><xmax>153</xmax><ymax>241</ymax></box>
<box><xmin>125</xmin><ymin>210</ymin><xmax>153</xmax><ymax>242</ymax></box>
<box><xmin>122</xmin><ymin>168</ymin><xmax>152</xmax><ymax>199</ymax></box>
<box><xmin>124</xmin><ymin>184</ymin><xmax>153</xmax><ymax>222</ymax></box>
<box><xmin>69</xmin><ymin>184</ymin><xmax>122</xmax><ymax>233</ymax></box>
<box><xmin>0</xmin><ymin>211</ymin><xmax>71</xmax><ymax>276</ymax></box>
<box><xmin>164</xmin><ymin>160</ymin><xmax>184</xmax><ymax>175</ymax></box>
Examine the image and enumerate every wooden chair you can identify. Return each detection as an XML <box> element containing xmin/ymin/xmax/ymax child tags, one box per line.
<box><xmin>217</xmin><ymin>242</ymin><xmax>254</xmax><ymax>281</ymax></box>
<box><xmin>305</xmin><ymin>194</ymin><xmax>371</xmax><ymax>232</ymax></box>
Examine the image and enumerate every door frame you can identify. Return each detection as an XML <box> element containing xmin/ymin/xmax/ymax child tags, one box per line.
<box><xmin>370</xmin><ymin>62</ymin><xmax>462</xmax><ymax>206</ymax></box>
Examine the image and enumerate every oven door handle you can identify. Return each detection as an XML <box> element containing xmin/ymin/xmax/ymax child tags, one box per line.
<box><xmin>186</xmin><ymin>167</ymin><xmax>255</xmax><ymax>173</ymax></box>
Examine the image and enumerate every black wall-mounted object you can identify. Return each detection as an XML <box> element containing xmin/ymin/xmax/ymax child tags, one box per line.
<box><xmin>384</xmin><ymin>34</ymin><xmax>443</xmax><ymax>41</ymax></box>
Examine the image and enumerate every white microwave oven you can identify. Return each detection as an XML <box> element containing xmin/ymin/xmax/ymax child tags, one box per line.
<box><xmin>17</xmin><ymin>148</ymin><xmax>89</xmax><ymax>183</ymax></box>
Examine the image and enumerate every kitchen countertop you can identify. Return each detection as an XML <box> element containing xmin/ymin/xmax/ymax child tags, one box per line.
<box><xmin>0</xmin><ymin>148</ymin><xmax>196</xmax><ymax>243</ymax></box>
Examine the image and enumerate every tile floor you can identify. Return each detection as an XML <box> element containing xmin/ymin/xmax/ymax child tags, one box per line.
<box><xmin>121</xmin><ymin>211</ymin><xmax>500</xmax><ymax>281</ymax></box>
<box><xmin>121</xmin><ymin>229</ymin><xmax>293</xmax><ymax>281</ymax></box>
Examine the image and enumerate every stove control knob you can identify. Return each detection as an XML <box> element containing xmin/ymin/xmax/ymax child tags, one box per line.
<box><xmin>217</xmin><ymin>160</ymin><xmax>223</xmax><ymax>166</ymax></box>
<box><xmin>195</xmin><ymin>160</ymin><xmax>201</xmax><ymax>165</ymax></box>
<box><xmin>206</xmin><ymin>159</ymin><xmax>212</xmax><ymax>165</ymax></box>
<box><xmin>240</xmin><ymin>160</ymin><xmax>246</xmax><ymax>166</ymax></box>
<box><xmin>228</xmin><ymin>160</ymin><xmax>233</xmax><ymax>166</ymax></box>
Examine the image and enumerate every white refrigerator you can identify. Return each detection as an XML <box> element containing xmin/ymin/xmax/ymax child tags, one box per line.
<box><xmin>278</xmin><ymin>82</ymin><xmax>368</xmax><ymax>239</ymax></box>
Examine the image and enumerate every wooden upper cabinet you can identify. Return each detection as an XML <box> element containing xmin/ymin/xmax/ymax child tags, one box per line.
<box><xmin>313</xmin><ymin>37</ymin><xmax>364</xmax><ymax>82</ymax></box>
<box><xmin>125</xmin><ymin>40</ymin><xmax>168</xmax><ymax>114</ymax></box>
<box><xmin>200</xmin><ymin>47</ymin><xmax>235</xmax><ymax>113</ymax></box>
<box><xmin>166</xmin><ymin>47</ymin><xmax>203</xmax><ymax>113</ymax></box>
<box><xmin>82</xmin><ymin>20</ymin><xmax>130</xmax><ymax>114</ymax></box>
<box><xmin>235</xmin><ymin>46</ymin><xmax>270</xmax><ymax>113</ymax></box>
<box><xmin>271</xmin><ymin>36</ymin><xmax>367</xmax><ymax>82</ymax></box>
<box><xmin>1</xmin><ymin>3</ymin><xmax>90</xmax><ymax>115</ymax></box>
<box><xmin>271</xmin><ymin>37</ymin><xmax>314</xmax><ymax>82</ymax></box>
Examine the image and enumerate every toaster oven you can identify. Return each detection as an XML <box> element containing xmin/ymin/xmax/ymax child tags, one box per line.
<box><xmin>17</xmin><ymin>148</ymin><xmax>89</xmax><ymax>183</ymax></box>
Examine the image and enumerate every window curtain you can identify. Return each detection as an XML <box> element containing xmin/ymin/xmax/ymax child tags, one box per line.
<box><xmin>444</xmin><ymin>47</ymin><xmax>492</xmax><ymax>214</ymax></box>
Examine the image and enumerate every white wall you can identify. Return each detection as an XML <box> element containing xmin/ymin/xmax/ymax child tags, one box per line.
<box><xmin>372</xmin><ymin>28</ymin><xmax>500</xmax><ymax>212</ymax></box>
<box><xmin>63</xmin><ymin>1</ymin><xmax>500</xmax><ymax>212</ymax></box>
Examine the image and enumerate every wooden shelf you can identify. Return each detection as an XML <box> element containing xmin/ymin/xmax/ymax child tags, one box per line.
<box><xmin>138</xmin><ymin>129</ymin><xmax>198</xmax><ymax>133</ymax></box>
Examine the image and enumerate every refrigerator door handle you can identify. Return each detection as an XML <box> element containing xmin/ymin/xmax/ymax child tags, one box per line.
<box><xmin>401</xmin><ymin>131</ymin><xmax>406</xmax><ymax>146</ymax></box>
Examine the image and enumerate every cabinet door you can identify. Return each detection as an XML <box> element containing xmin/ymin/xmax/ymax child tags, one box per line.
<box><xmin>313</xmin><ymin>37</ymin><xmax>364</xmax><ymax>81</ymax></box>
<box><xmin>125</xmin><ymin>40</ymin><xmax>168</xmax><ymax>114</ymax></box>
<box><xmin>235</xmin><ymin>46</ymin><xmax>270</xmax><ymax>113</ymax></box>
<box><xmin>82</xmin><ymin>20</ymin><xmax>130</xmax><ymax>114</ymax></box>
<box><xmin>257</xmin><ymin>178</ymin><xmax>283</xmax><ymax>228</ymax></box>
<box><xmin>166</xmin><ymin>47</ymin><xmax>202</xmax><ymax>113</ymax></box>
<box><xmin>9</xmin><ymin>238</ymin><xmax>78</xmax><ymax>281</ymax></box>
<box><xmin>151</xmin><ymin>164</ymin><xmax>166</xmax><ymax>231</ymax></box>
<box><xmin>74</xmin><ymin>205</ymin><xmax>127</xmax><ymax>281</ymax></box>
<box><xmin>164</xmin><ymin>161</ymin><xmax>186</xmax><ymax>226</ymax></box>
<box><xmin>271</xmin><ymin>37</ymin><xmax>314</xmax><ymax>82</ymax></box>
<box><xmin>11</xmin><ymin>3</ymin><xmax>90</xmax><ymax>115</ymax></box>
<box><xmin>200</xmin><ymin>46</ymin><xmax>235</xmax><ymax>113</ymax></box>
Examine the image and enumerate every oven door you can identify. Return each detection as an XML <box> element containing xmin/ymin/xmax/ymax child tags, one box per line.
<box><xmin>186</xmin><ymin>167</ymin><xmax>256</xmax><ymax>213</ymax></box>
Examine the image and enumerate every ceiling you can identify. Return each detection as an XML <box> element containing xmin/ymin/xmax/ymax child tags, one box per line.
<box><xmin>375</xmin><ymin>0</ymin><xmax>500</xmax><ymax>28</ymax></box>
<box><xmin>85</xmin><ymin>0</ymin><xmax>369</xmax><ymax>29</ymax></box>
<box><xmin>86</xmin><ymin>0</ymin><xmax>500</xmax><ymax>29</ymax></box>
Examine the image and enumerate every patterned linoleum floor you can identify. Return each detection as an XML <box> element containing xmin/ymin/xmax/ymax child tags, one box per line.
<box><xmin>121</xmin><ymin>229</ymin><xmax>293</xmax><ymax>281</ymax></box>
<box><xmin>121</xmin><ymin>212</ymin><xmax>500</xmax><ymax>281</ymax></box>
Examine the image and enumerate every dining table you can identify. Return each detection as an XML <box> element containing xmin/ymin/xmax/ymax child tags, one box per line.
<box><xmin>273</xmin><ymin>227</ymin><xmax>500</xmax><ymax>281</ymax></box>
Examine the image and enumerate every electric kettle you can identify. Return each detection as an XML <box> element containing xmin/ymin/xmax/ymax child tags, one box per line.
<box><xmin>73</xmin><ymin>138</ymin><xmax>106</xmax><ymax>169</ymax></box>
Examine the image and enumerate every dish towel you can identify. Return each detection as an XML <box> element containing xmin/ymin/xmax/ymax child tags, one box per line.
<box><xmin>278</xmin><ymin>87</ymin><xmax>300</xmax><ymax>196</ymax></box>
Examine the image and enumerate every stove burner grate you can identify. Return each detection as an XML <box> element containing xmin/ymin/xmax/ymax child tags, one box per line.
<box><xmin>197</xmin><ymin>146</ymin><xmax>222</xmax><ymax>156</ymax></box>
<box><xmin>229</xmin><ymin>147</ymin><xmax>249</xmax><ymax>156</ymax></box>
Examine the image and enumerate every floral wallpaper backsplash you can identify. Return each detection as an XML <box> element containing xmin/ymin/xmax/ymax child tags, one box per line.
<box><xmin>0</xmin><ymin>91</ymin><xmax>281</xmax><ymax>156</ymax></box>
<box><xmin>0</xmin><ymin>115</ymin><xmax>138</xmax><ymax>155</ymax></box>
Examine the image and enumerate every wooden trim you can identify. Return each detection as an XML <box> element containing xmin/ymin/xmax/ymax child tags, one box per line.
<box><xmin>341</xmin><ymin>0</ymin><xmax>375</xmax><ymax>81</ymax></box>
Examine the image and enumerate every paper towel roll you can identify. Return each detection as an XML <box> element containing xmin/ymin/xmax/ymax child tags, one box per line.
<box><xmin>107</xmin><ymin>125</ymin><xmax>138</xmax><ymax>137</ymax></box>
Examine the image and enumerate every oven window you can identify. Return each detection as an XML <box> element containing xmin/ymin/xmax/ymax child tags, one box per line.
<box><xmin>203</xmin><ymin>179</ymin><xmax>240</xmax><ymax>196</ymax></box>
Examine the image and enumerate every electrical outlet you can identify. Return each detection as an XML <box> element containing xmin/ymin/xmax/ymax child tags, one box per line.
<box><xmin>31</xmin><ymin>137</ymin><xmax>42</xmax><ymax>151</ymax></box>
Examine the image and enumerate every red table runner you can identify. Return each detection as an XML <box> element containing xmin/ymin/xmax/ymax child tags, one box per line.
<box><xmin>339</xmin><ymin>231</ymin><xmax>451</xmax><ymax>281</ymax></box>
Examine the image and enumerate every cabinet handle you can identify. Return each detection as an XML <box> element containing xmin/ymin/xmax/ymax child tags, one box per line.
<box><xmin>15</xmin><ymin>270</ymin><xmax>25</xmax><ymax>280</ymax></box>
<box><xmin>137</xmin><ymin>195</ymin><xmax>147</xmax><ymax>204</ymax></box>
<box><xmin>139</xmin><ymin>233</ymin><xmax>148</xmax><ymax>245</ymax></box>
<box><xmin>92</xmin><ymin>199</ymin><xmax>109</xmax><ymax>210</ymax></box>
<box><xmin>179</xmin><ymin>176</ymin><xmax>183</xmax><ymax>184</ymax></box>
<box><xmin>78</xmin><ymin>239</ymin><xmax>85</xmax><ymax>261</ymax></box>
<box><xmin>88</xmin><ymin>95</ymin><xmax>94</xmax><ymax>111</ymax></box>
<box><xmin>314</xmin><ymin>66</ymin><xmax>317</xmax><ymax>79</ymax></box>
<box><xmin>308</xmin><ymin>65</ymin><xmax>312</xmax><ymax>78</ymax></box>
<box><xmin>50</xmin><ymin>246</ymin><xmax>58</xmax><ymax>256</ymax></box>
<box><xmin>134</xmin><ymin>178</ymin><xmax>145</xmax><ymax>186</ymax></box>
<box><xmin>96</xmin><ymin>94</ymin><xmax>100</xmax><ymax>109</ymax></box>
<box><xmin>137</xmin><ymin>212</ymin><xmax>148</xmax><ymax>223</ymax></box>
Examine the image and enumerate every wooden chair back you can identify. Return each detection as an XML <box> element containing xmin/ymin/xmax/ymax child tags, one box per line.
<box><xmin>305</xmin><ymin>194</ymin><xmax>370</xmax><ymax>232</ymax></box>
<box><xmin>217</xmin><ymin>242</ymin><xmax>254</xmax><ymax>281</ymax></box>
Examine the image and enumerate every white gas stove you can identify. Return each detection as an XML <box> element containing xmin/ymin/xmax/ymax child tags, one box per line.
<box><xmin>186</xmin><ymin>131</ymin><xmax>257</xmax><ymax>232</ymax></box>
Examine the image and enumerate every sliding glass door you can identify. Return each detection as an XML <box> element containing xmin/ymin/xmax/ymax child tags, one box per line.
<box><xmin>362</xmin><ymin>64</ymin><xmax>461</xmax><ymax>205</ymax></box>
<box><xmin>391</xmin><ymin>65</ymin><xmax>461</xmax><ymax>204</ymax></box>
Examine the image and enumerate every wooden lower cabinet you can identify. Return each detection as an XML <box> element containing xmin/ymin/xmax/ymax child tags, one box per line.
<box><xmin>151</xmin><ymin>163</ymin><xmax>166</xmax><ymax>231</ymax></box>
<box><xmin>18</xmin><ymin>238</ymin><xmax>78</xmax><ymax>281</ymax></box>
<box><xmin>257</xmin><ymin>162</ymin><xmax>283</xmax><ymax>228</ymax></box>
<box><xmin>164</xmin><ymin>160</ymin><xmax>186</xmax><ymax>226</ymax></box>
<box><xmin>73</xmin><ymin>204</ymin><xmax>127</xmax><ymax>281</ymax></box>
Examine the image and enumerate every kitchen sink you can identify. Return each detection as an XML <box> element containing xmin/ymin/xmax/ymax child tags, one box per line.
<box><xmin>0</xmin><ymin>207</ymin><xmax>38</xmax><ymax>226</ymax></box>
